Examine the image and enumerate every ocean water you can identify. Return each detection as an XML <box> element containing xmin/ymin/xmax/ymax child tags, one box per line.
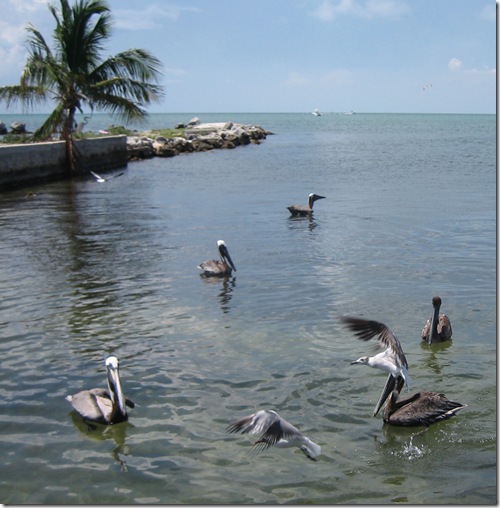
<box><xmin>0</xmin><ymin>112</ymin><xmax>496</xmax><ymax>504</ymax></box>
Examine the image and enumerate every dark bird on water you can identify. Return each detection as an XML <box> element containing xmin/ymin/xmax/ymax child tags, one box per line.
<box><xmin>287</xmin><ymin>193</ymin><xmax>325</xmax><ymax>216</ymax></box>
<box><xmin>421</xmin><ymin>295</ymin><xmax>452</xmax><ymax>344</ymax></box>
<box><xmin>66</xmin><ymin>356</ymin><xmax>134</xmax><ymax>425</ymax></box>
<box><xmin>198</xmin><ymin>240</ymin><xmax>236</xmax><ymax>277</ymax></box>
<box><xmin>227</xmin><ymin>409</ymin><xmax>321</xmax><ymax>461</ymax></box>
<box><xmin>382</xmin><ymin>380</ymin><xmax>466</xmax><ymax>427</ymax></box>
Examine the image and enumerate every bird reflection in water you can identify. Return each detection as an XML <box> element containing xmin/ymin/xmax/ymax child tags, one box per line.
<box><xmin>201</xmin><ymin>275</ymin><xmax>236</xmax><ymax>314</ymax></box>
<box><xmin>420</xmin><ymin>338</ymin><xmax>453</xmax><ymax>377</ymax></box>
<box><xmin>69</xmin><ymin>412</ymin><xmax>132</xmax><ymax>471</ymax></box>
<box><xmin>287</xmin><ymin>214</ymin><xmax>319</xmax><ymax>232</ymax></box>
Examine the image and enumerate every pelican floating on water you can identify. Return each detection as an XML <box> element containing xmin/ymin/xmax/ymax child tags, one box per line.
<box><xmin>421</xmin><ymin>296</ymin><xmax>452</xmax><ymax>344</ymax></box>
<box><xmin>342</xmin><ymin>316</ymin><xmax>410</xmax><ymax>416</ymax></box>
<box><xmin>287</xmin><ymin>193</ymin><xmax>325</xmax><ymax>216</ymax></box>
<box><xmin>382</xmin><ymin>384</ymin><xmax>466</xmax><ymax>427</ymax></box>
<box><xmin>198</xmin><ymin>240</ymin><xmax>236</xmax><ymax>277</ymax></box>
<box><xmin>66</xmin><ymin>356</ymin><xmax>134</xmax><ymax>425</ymax></box>
<box><xmin>227</xmin><ymin>409</ymin><xmax>321</xmax><ymax>461</ymax></box>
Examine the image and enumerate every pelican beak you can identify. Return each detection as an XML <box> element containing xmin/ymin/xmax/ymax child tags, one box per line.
<box><xmin>107</xmin><ymin>360</ymin><xmax>127</xmax><ymax>416</ymax></box>
<box><xmin>373</xmin><ymin>375</ymin><xmax>396</xmax><ymax>416</ymax></box>
<box><xmin>351</xmin><ymin>358</ymin><xmax>361</xmax><ymax>365</ymax></box>
<box><xmin>221</xmin><ymin>245</ymin><xmax>237</xmax><ymax>272</ymax></box>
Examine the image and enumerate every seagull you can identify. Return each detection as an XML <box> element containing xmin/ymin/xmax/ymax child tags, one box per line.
<box><xmin>66</xmin><ymin>356</ymin><xmax>134</xmax><ymax>425</ymax></box>
<box><xmin>341</xmin><ymin>316</ymin><xmax>410</xmax><ymax>416</ymax></box>
<box><xmin>90</xmin><ymin>170</ymin><xmax>124</xmax><ymax>183</ymax></box>
<box><xmin>227</xmin><ymin>409</ymin><xmax>321</xmax><ymax>461</ymax></box>
<box><xmin>287</xmin><ymin>193</ymin><xmax>326</xmax><ymax>217</ymax></box>
<box><xmin>198</xmin><ymin>240</ymin><xmax>236</xmax><ymax>277</ymax></box>
<box><xmin>383</xmin><ymin>387</ymin><xmax>466</xmax><ymax>427</ymax></box>
<box><xmin>421</xmin><ymin>296</ymin><xmax>453</xmax><ymax>344</ymax></box>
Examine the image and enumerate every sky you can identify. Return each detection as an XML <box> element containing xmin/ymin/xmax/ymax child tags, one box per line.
<box><xmin>0</xmin><ymin>0</ymin><xmax>496</xmax><ymax>114</ymax></box>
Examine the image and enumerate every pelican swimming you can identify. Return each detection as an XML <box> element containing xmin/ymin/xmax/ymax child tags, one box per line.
<box><xmin>198</xmin><ymin>240</ymin><xmax>236</xmax><ymax>277</ymax></box>
<box><xmin>287</xmin><ymin>193</ymin><xmax>325</xmax><ymax>216</ymax></box>
<box><xmin>342</xmin><ymin>316</ymin><xmax>410</xmax><ymax>416</ymax></box>
<box><xmin>421</xmin><ymin>296</ymin><xmax>452</xmax><ymax>344</ymax></box>
<box><xmin>66</xmin><ymin>356</ymin><xmax>134</xmax><ymax>425</ymax></box>
<box><xmin>382</xmin><ymin>385</ymin><xmax>466</xmax><ymax>427</ymax></box>
<box><xmin>90</xmin><ymin>170</ymin><xmax>124</xmax><ymax>183</ymax></box>
<box><xmin>227</xmin><ymin>409</ymin><xmax>321</xmax><ymax>461</ymax></box>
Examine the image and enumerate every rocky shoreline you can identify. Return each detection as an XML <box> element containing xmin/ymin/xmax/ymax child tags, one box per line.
<box><xmin>126</xmin><ymin>120</ymin><xmax>271</xmax><ymax>160</ymax></box>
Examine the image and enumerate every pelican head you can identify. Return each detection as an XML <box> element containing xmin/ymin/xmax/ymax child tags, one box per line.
<box><xmin>106</xmin><ymin>356</ymin><xmax>127</xmax><ymax>419</ymax></box>
<box><xmin>217</xmin><ymin>240</ymin><xmax>236</xmax><ymax>272</ymax></box>
<box><xmin>308</xmin><ymin>193</ymin><xmax>326</xmax><ymax>208</ymax></box>
<box><xmin>432</xmin><ymin>295</ymin><xmax>442</xmax><ymax>309</ymax></box>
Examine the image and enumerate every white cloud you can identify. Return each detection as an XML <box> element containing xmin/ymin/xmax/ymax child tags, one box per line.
<box><xmin>285</xmin><ymin>71</ymin><xmax>312</xmax><ymax>86</ymax></box>
<box><xmin>310</xmin><ymin>0</ymin><xmax>409</xmax><ymax>21</ymax></box>
<box><xmin>447</xmin><ymin>57</ymin><xmax>495</xmax><ymax>76</ymax></box>
<box><xmin>448</xmin><ymin>57</ymin><xmax>462</xmax><ymax>71</ymax></box>
<box><xmin>114</xmin><ymin>3</ymin><xmax>201</xmax><ymax>30</ymax></box>
<box><xmin>319</xmin><ymin>69</ymin><xmax>352</xmax><ymax>85</ymax></box>
<box><xmin>479</xmin><ymin>4</ymin><xmax>496</xmax><ymax>21</ymax></box>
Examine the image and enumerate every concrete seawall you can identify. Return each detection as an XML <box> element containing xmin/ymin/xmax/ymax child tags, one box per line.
<box><xmin>0</xmin><ymin>135</ymin><xmax>127</xmax><ymax>191</ymax></box>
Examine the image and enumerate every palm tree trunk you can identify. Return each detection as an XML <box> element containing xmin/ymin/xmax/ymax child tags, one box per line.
<box><xmin>62</xmin><ymin>108</ymin><xmax>76</xmax><ymax>174</ymax></box>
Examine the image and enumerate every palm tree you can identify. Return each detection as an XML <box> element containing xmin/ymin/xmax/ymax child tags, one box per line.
<box><xmin>0</xmin><ymin>0</ymin><xmax>164</xmax><ymax>172</ymax></box>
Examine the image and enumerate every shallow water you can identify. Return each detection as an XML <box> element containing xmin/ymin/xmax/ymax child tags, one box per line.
<box><xmin>0</xmin><ymin>113</ymin><xmax>496</xmax><ymax>504</ymax></box>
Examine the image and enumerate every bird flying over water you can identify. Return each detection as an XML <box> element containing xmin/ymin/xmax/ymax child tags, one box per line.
<box><xmin>198</xmin><ymin>240</ymin><xmax>236</xmax><ymax>277</ymax></box>
<box><xmin>421</xmin><ymin>295</ymin><xmax>452</xmax><ymax>344</ymax></box>
<box><xmin>341</xmin><ymin>316</ymin><xmax>410</xmax><ymax>416</ymax></box>
<box><xmin>66</xmin><ymin>356</ymin><xmax>134</xmax><ymax>425</ymax></box>
<box><xmin>90</xmin><ymin>170</ymin><xmax>124</xmax><ymax>183</ymax></box>
<box><xmin>227</xmin><ymin>409</ymin><xmax>321</xmax><ymax>460</ymax></box>
<box><xmin>287</xmin><ymin>193</ymin><xmax>325</xmax><ymax>216</ymax></box>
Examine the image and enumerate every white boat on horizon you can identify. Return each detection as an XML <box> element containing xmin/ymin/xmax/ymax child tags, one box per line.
<box><xmin>312</xmin><ymin>109</ymin><xmax>322</xmax><ymax>116</ymax></box>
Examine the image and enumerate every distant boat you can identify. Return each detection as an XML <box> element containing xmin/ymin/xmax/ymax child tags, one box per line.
<box><xmin>312</xmin><ymin>109</ymin><xmax>322</xmax><ymax>116</ymax></box>
<box><xmin>344</xmin><ymin>111</ymin><xmax>355</xmax><ymax>115</ymax></box>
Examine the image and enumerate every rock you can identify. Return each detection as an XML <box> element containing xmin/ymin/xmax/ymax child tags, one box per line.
<box><xmin>126</xmin><ymin>122</ymin><xmax>269</xmax><ymax>160</ymax></box>
<box><xmin>0</xmin><ymin>122</ymin><xmax>7</xmax><ymax>135</ymax></box>
<box><xmin>187</xmin><ymin>117</ymin><xmax>200</xmax><ymax>127</ymax></box>
<box><xmin>10</xmin><ymin>122</ymin><xmax>26</xmax><ymax>134</ymax></box>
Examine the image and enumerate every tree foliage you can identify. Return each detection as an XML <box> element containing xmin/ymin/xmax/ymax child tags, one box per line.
<box><xmin>0</xmin><ymin>0</ymin><xmax>164</xmax><ymax>144</ymax></box>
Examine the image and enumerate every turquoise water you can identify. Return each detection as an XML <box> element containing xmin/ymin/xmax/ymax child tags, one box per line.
<box><xmin>0</xmin><ymin>113</ymin><xmax>496</xmax><ymax>504</ymax></box>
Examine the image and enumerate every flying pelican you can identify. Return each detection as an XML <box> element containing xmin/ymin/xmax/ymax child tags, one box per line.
<box><xmin>287</xmin><ymin>193</ymin><xmax>326</xmax><ymax>216</ymax></box>
<box><xmin>90</xmin><ymin>170</ymin><xmax>124</xmax><ymax>183</ymax></box>
<box><xmin>421</xmin><ymin>296</ymin><xmax>452</xmax><ymax>344</ymax></box>
<box><xmin>341</xmin><ymin>316</ymin><xmax>410</xmax><ymax>416</ymax></box>
<box><xmin>227</xmin><ymin>409</ymin><xmax>321</xmax><ymax>461</ymax></box>
<box><xmin>66</xmin><ymin>356</ymin><xmax>134</xmax><ymax>425</ymax></box>
<box><xmin>382</xmin><ymin>386</ymin><xmax>466</xmax><ymax>427</ymax></box>
<box><xmin>198</xmin><ymin>240</ymin><xmax>236</xmax><ymax>277</ymax></box>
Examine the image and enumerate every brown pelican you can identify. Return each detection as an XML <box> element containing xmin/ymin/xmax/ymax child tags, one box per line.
<box><xmin>382</xmin><ymin>385</ymin><xmax>466</xmax><ymax>427</ymax></box>
<box><xmin>287</xmin><ymin>193</ymin><xmax>325</xmax><ymax>216</ymax></box>
<box><xmin>66</xmin><ymin>356</ymin><xmax>134</xmax><ymax>425</ymax></box>
<box><xmin>421</xmin><ymin>296</ymin><xmax>453</xmax><ymax>344</ymax></box>
<box><xmin>198</xmin><ymin>240</ymin><xmax>236</xmax><ymax>277</ymax></box>
<box><xmin>341</xmin><ymin>316</ymin><xmax>410</xmax><ymax>416</ymax></box>
<box><xmin>227</xmin><ymin>409</ymin><xmax>321</xmax><ymax>461</ymax></box>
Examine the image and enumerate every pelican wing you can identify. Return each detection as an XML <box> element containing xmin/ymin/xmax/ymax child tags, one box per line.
<box><xmin>67</xmin><ymin>388</ymin><xmax>113</xmax><ymax>423</ymax></box>
<box><xmin>386</xmin><ymin>391</ymin><xmax>466</xmax><ymax>426</ymax></box>
<box><xmin>421</xmin><ymin>318</ymin><xmax>431</xmax><ymax>340</ymax></box>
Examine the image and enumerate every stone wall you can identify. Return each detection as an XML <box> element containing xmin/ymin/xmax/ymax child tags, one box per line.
<box><xmin>0</xmin><ymin>135</ymin><xmax>127</xmax><ymax>191</ymax></box>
